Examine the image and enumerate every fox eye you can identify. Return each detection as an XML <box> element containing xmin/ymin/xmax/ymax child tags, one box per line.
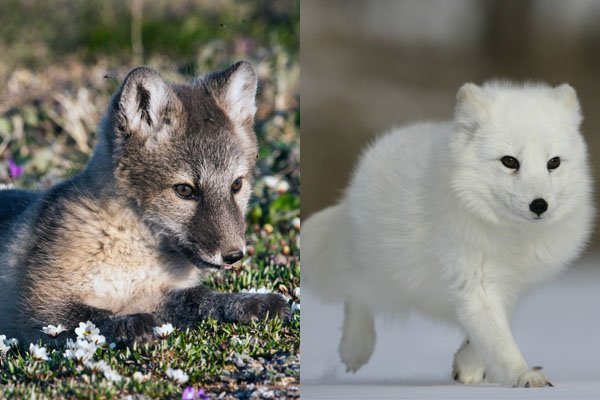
<box><xmin>547</xmin><ymin>157</ymin><xmax>561</xmax><ymax>170</ymax></box>
<box><xmin>500</xmin><ymin>156</ymin><xmax>520</xmax><ymax>170</ymax></box>
<box><xmin>173</xmin><ymin>184</ymin><xmax>196</xmax><ymax>200</ymax></box>
<box><xmin>231</xmin><ymin>178</ymin><xmax>243</xmax><ymax>194</ymax></box>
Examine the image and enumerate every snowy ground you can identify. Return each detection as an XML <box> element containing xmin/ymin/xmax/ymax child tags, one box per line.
<box><xmin>301</xmin><ymin>255</ymin><xmax>600</xmax><ymax>399</ymax></box>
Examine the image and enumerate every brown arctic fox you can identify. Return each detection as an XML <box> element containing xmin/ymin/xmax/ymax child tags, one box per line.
<box><xmin>0</xmin><ymin>61</ymin><xmax>290</xmax><ymax>344</ymax></box>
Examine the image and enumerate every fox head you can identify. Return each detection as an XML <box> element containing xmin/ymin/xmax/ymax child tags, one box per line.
<box><xmin>107</xmin><ymin>62</ymin><xmax>258</xmax><ymax>268</ymax></box>
<box><xmin>450</xmin><ymin>81</ymin><xmax>592</xmax><ymax>225</ymax></box>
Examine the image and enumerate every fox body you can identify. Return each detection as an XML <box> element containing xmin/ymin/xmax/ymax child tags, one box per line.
<box><xmin>303</xmin><ymin>82</ymin><xmax>593</xmax><ymax>387</ymax></box>
<box><xmin>0</xmin><ymin>62</ymin><xmax>289</xmax><ymax>344</ymax></box>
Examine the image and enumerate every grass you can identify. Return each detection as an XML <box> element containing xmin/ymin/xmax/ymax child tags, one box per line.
<box><xmin>0</xmin><ymin>2</ymin><xmax>299</xmax><ymax>395</ymax></box>
<box><xmin>0</xmin><ymin>250</ymin><xmax>299</xmax><ymax>399</ymax></box>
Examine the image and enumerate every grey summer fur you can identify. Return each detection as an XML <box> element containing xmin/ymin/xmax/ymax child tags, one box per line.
<box><xmin>0</xmin><ymin>62</ymin><xmax>290</xmax><ymax>344</ymax></box>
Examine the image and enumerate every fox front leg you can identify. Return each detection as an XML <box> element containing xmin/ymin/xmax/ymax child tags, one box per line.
<box><xmin>160</xmin><ymin>285</ymin><xmax>291</xmax><ymax>326</ymax></box>
<box><xmin>456</xmin><ymin>288</ymin><xmax>552</xmax><ymax>387</ymax></box>
<box><xmin>61</xmin><ymin>303</ymin><xmax>162</xmax><ymax>344</ymax></box>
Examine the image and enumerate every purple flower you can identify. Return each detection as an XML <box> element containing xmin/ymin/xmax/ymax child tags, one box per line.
<box><xmin>182</xmin><ymin>387</ymin><xmax>196</xmax><ymax>400</ymax></box>
<box><xmin>182</xmin><ymin>387</ymin><xmax>209</xmax><ymax>400</ymax></box>
<box><xmin>8</xmin><ymin>159</ymin><xmax>24</xmax><ymax>179</ymax></box>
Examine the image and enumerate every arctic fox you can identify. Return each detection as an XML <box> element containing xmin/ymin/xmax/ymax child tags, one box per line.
<box><xmin>303</xmin><ymin>81</ymin><xmax>594</xmax><ymax>387</ymax></box>
<box><xmin>0</xmin><ymin>62</ymin><xmax>289</xmax><ymax>345</ymax></box>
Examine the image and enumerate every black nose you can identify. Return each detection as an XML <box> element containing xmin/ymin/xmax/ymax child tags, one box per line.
<box><xmin>529</xmin><ymin>198</ymin><xmax>548</xmax><ymax>216</ymax></box>
<box><xmin>222</xmin><ymin>250</ymin><xmax>244</xmax><ymax>264</ymax></box>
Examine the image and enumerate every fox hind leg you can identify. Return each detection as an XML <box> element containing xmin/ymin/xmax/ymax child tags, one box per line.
<box><xmin>339</xmin><ymin>301</ymin><xmax>376</xmax><ymax>372</ymax></box>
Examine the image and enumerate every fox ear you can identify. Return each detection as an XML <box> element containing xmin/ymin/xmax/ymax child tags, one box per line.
<box><xmin>455</xmin><ymin>83</ymin><xmax>488</xmax><ymax>133</ymax></box>
<box><xmin>554</xmin><ymin>83</ymin><xmax>580</xmax><ymax>112</ymax></box>
<box><xmin>116</xmin><ymin>67</ymin><xmax>179</xmax><ymax>139</ymax></box>
<box><xmin>206</xmin><ymin>61</ymin><xmax>257</xmax><ymax>125</ymax></box>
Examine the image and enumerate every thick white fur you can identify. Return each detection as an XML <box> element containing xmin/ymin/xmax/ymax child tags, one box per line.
<box><xmin>302</xmin><ymin>81</ymin><xmax>594</xmax><ymax>387</ymax></box>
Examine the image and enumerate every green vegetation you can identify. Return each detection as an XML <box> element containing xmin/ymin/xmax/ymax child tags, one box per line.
<box><xmin>0</xmin><ymin>255</ymin><xmax>299</xmax><ymax>399</ymax></box>
<box><xmin>0</xmin><ymin>0</ymin><xmax>299</xmax><ymax>72</ymax></box>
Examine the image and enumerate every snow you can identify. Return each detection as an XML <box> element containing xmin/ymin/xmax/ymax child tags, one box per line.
<box><xmin>301</xmin><ymin>255</ymin><xmax>600</xmax><ymax>399</ymax></box>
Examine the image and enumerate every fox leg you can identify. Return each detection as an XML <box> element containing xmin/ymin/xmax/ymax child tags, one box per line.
<box><xmin>19</xmin><ymin>302</ymin><xmax>161</xmax><ymax>345</ymax></box>
<box><xmin>64</xmin><ymin>303</ymin><xmax>162</xmax><ymax>344</ymax></box>
<box><xmin>159</xmin><ymin>285</ymin><xmax>291</xmax><ymax>326</ymax></box>
<box><xmin>23</xmin><ymin>286</ymin><xmax>290</xmax><ymax>345</ymax></box>
<box><xmin>456</xmin><ymin>288</ymin><xmax>552</xmax><ymax>387</ymax></box>
<box><xmin>452</xmin><ymin>338</ymin><xmax>487</xmax><ymax>384</ymax></box>
<box><xmin>339</xmin><ymin>301</ymin><xmax>376</xmax><ymax>372</ymax></box>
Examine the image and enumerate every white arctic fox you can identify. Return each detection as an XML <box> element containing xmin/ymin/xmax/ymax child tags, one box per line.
<box><xmin>303</xmin><ymin>81</ymin><xmax>594</xmax><ymax>387</ymax></box>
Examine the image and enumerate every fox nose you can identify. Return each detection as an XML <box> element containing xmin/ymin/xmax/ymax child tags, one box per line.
<box><xmin>222</xmin><ymin>249</ymin><xmax>244</xmax><ymax>264</ymax></box>
<box><xmin>529</xmin><ymin>198</ymin><xmax>548</xmax><ymax>216</ymax></box>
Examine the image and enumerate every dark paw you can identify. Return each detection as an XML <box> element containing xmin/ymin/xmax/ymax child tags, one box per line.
<box><xmin>97</xmin><ymin>313</ymin><xmax>160</xmax><ymax>345</ymax></box>
<box><xmin>243</xmin><ymin>293</ymin><xmax>291</xmax><ymax>322</ymax></box>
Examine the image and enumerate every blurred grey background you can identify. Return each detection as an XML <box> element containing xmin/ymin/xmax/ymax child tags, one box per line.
<box><xmin>301</xmin><ymin>0</ymin><xmax>600</xmax><ymax>249</ymax></box>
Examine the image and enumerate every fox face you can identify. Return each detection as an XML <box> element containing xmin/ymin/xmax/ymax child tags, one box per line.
<box><xmin>451</xmin><ymin>82</ymin><xmax>591</xmax><ymax>225</ymax></box>
<box><xmin>109</xmin><ymin>62</ymin><xmax>258</xmax><ymax>268</ymax></box>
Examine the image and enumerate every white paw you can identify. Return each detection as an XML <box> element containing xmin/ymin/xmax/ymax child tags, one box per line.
<box><xmin>338</xmin><ymin>326</ymin><xmax>375</xmax><ymax>372</ymax></box>
<box><xmin>513</xmin><ymin>367</ymin><xmax>554</xmax><ymax>388</ymax></box>
<box><xmin>338</xmin><ymin>303</ymin><xmax>376</xmax><ymax>372</ymax></box>
<box><xmin>452</xmin><ymin>339</ymin><xmax>487</xmax><ymax>384</ymax></box>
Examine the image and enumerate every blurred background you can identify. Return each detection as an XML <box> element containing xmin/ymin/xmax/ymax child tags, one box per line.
<box><xmin>302</xmin><ymin>0</ymin><xmax>600</xmax><ymax>249</ymax></box>
<box><xmin>0</xmin><ymin>0</ymin><xmax>299</xmax><ymax>229</ymax></box>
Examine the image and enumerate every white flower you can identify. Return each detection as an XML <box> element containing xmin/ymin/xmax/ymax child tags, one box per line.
<box><xmin>263</xmin><ymin>176</ymin><xmax>278</xmax><ymax>189</ymax></box>
<box><xmin>64</xmin><ymin>347</ymin><xmax>94</xmax><ymax>363</ymax></box>
<box><xmin>109</xmin><ymin>342</ymin><xmax>116</xmax><ymax>350</ymax></box>
<box><xmin>88</xmin><ymin>333</ymin><xmax>106</xmax><ymax>346</ymax></box>
<box><xmin>293</xmin><ymin>287</ymin><xmax>300</xmax><ymax>298</ymax></box>
<box><xmin>291</xmin><ymin>217</ymin><xmax>300</xmax><ymax>230</ymax></box>
<box><xmin>84</xmin><ymin>360</ymin><xmax>109</xmax><ymax>373</ymax></box>
<box><xmin>292</xmin><ymin>303</ymin><xmax>300</xmax><ymax>313</ymax></box>
<box><xmin>166</xmin><ymin>368</ymin><xmax>189</xmax><ymax>384</ymax></box>
<box><xmin>0</xmin><ymin>336</ymin><xmax>9</xmax><ymax>356</ymax></box>
<box><xmin>64</xmin><ymin>338</ymin><xmax>97</xmax><ymax>363</ymax></box>
<box><xmin>67</xmin><ymin>338</ymin><xmax>98</xmax><ymax>353</ymax></box>
<box><xmin>0</xmin><ymin>336</ymin><xmax>18</xmax><ymax>356</ymax></box>
<box><xmin>132</xmin><ymin>371</ymin><xmax>151</xmax><ymax>383</ymax></box>
<box><xmin>103</xmin><ymin>367</ymin><xmax>122</xmax><ymax>382</ymax></box>
<box><xmin>275</xmin><ymin>180</ymin><xmax>290</xmax><ymax>194</ymax></box>
<box><xmin>29</xmin><ymin>343</ymin><xmax>48</xmax><ymax>361</ymax></box>
<box><xmin>41</xmin><ymin>324</ymin><xmax>67</xmax><ymax>337</ymax></box>
<box><xmin>73</xmin><ymin>321</ymin><xmax>105</xmax><ymax>345</ymax></box>
<box><xmin>75</xmin><ymin>321</ymin><xmax>100</xmax><ymax>341</ymax></box>
<box><xmin>153</xmin><ymin>323</ymin><xmax>174</xmax><ymax>339</ymax></box>
<box><xmin>84</xmin><ymin>359</ymin><xmax>121</xmax><ymax>381</ymax></box>
<box><xmin>263</xmin><ymin>176</ymin><xmax>290</xmax><ymax>194</ymax></box>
